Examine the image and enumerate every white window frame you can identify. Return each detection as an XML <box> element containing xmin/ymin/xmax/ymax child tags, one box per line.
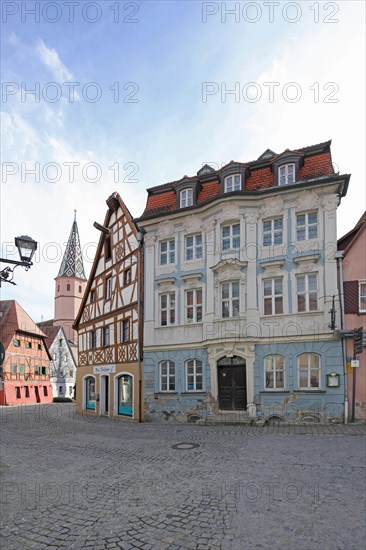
<box><xmin>180</xmin><ymin>188</ymin><xmax>193</xmax><ymax>208</ymax></box>
<box><xmin>264</xmin><ymin>355</ymin><xmax>285</xmax><ymax>390</ymax></box>
<box><xmin>296</xmin><ymin>211</ymin><xmax>318</xmax><ymax>241</ymax></box>
<box><xmin>222</xmin><ymin>223</ymin><xmax>240</xmax><ymax>251</ymax></box>
<box><xmin>102</xmin><ymin>326</ymin><xmax>110</xmax><ymax>347</ymax></box>
<box><xmin>121</xmin><ymin>319</ymin><xmax>129</xmax><ymax>342</ymax></box>
<box><xmin>159</xmin><ymin>239</ymin><xmax>175</xmax><ymax>265</ymax></box>
<box><xmin>185</xmin><ymin>289</ymin><xmax>203</xmax><ymax>323</ymax></box>
<box><xmin>296</xmin><ymin>273</ymin><xmax>318</xmax><ymax>312</ymax></box>
<box><xmin>298</xmin><ymin>353</ymin><xmax>321</xmax><ymax>389</ymax></box>
<box><xmin>221</xmin><ymin>281</ymin><xmax>240</xmax><ymax>318</ymax></box>
<box><xmin>279</xmin><ymin>163</ymin><xmax>295</xmax><ymax>185</ymax></box>
<box><xmin>186</xmin><ymin>359</ymin><xmax>203</xmax><ymax>392</ymax></box>
<box><xmin>160</xmin><ymin>292</ymin><xmax>176</xmax><ymax>326</ymax></box>
<box><xmin>263</xmin><ymin>277</ymin><xmax>283</xmax><ymax>315</ymax></box>
<box><xmin>106</xmin><ymin>276</ymin><xmax>112</xmax><ymax>300</ymax></box>
<box><xmin>359</xmin><ymin>280</ymin><xmax>366</xmax><ymax>313</ymax></box>
<box><xmin>160</xmin><ymin>360</ymin><xmax>176</xmax><ymax>392</ymax></box>
<box><xmin>89</xmin><ymin>330</ymin><xmax>96</xmax><ymax>350</ymax></box>
<box><xmin>224</xmin><ymin>174</ymin><xmax>241</xmax><ymax>193</ymax></box>
<box><xmin>185</xmin><ymin>234</ymin><xmax>203</xmax><ymax>261</ymax></box>
<box><xmin>262</xmin><ymin>217</ymin><xmax>283</xmax><ymax>246</ymax></box>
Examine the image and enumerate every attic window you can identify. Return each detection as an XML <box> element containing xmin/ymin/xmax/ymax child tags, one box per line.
<box><xmin>90</xmin><ymin>290</ymin><xmax>95</xmax><ymax>303</ymax></box>
<box><xmin>224</xmin><ymin>174</ymin><xmax>241</xmax><ymax>193</ymax></box>
<box><xmin>124</xmin><ymin>268</ymin><xmax>132</xmax><ymax>286</ymax></box>
<box><xmin>105</xmin><ymin>236</ymin><xmax>112</xmax><ymax>261</ymax></box>
<box><xmin>279</xmin><ymin>163</ymin><xmax>295</xmax><ymax>185</ymax></box>
<box><xmin>180</xmin><ymin>189</ymin><xmax>193</xmax><ymax>208</ymax></box>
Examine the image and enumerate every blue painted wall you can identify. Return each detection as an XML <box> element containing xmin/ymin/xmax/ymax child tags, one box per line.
<box><xmin>254</xmin><ymin>340</ymin><xmax>344</xmax><ymax>421</ymax></box>
<box><xmin>144</xmin><ymin>348</ymin><xmax>211</xmax><ymax>421</ymax></box>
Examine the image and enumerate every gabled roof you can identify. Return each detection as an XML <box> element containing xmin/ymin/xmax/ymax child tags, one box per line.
<box><xmin>57</xmin><ymin>212</ymin><xmax>86</xmax><ymax>280</ymax></box>
<box><xmin>0</xmin><ymin>300</ymin><xmax>48</xmax><ymax>351</ymax></box>
<box><xmin>38</xmin><ymin>323</ymin><xmax>77</xmax><ymax>364</ymax></box>
<box><xmin>73</xmin><ymin>192</ymin><xmax>140</xmax><ymax>329</ymax></box>
<box><xmin>37</xmin><ymin>322</ymin><xmax>60</xmax><ymax>345</ymax></box>
<box><xmin>338</xmin><ymin>211</ymin><xmax>366</xmax><ymax>255</ymax></box>
<box><xmin>257</xmin><ymin>149</ymin><xmax>276</xmax><ymax>161</ymax></box>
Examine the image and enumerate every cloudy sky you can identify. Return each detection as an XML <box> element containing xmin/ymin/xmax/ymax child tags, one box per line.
<box><xmin>1</xmin><ymin>0</ymin><xmax>365</xmax><ymax>322</ymax></box>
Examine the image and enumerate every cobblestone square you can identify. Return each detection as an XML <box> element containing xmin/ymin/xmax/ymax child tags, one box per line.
<box><xmin>1</xmin><ymin>404</ymin><xmax>365</xmax><ymax>550</ymax></box>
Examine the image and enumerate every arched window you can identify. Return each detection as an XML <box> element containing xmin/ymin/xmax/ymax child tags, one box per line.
<box><xmin>117</xmin><ymin>374</ymin><xmax>133</xmax><ymax>416</ymax></box>
<box><xmin>264</xmin><ymin>355</ymin><xmax>285</xmax><ymax>390</ymax></box>
<box><xmin>298</xmin><ymin>353</ymin><xmax>320</xmax><ymax>389</ymax></box>
<box><xmin>160</xmin><ymin>361</ymin><xmax>175</xmax><ymax>392</ymax></box>
<box><xmin>186</xmin><ymin>359</ymin><xmax>203</xmax><ymax>391</ymax></box>
<box><xmin>85</xmin><ymin>376</ymin><xmax>96</xmax><ymax>410</ymax></box>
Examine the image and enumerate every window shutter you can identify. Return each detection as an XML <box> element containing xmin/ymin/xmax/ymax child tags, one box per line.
<box><xmin>343</xmin><ymin>281</ymin><xmax>359</xmax><ymax>314</ymax></box>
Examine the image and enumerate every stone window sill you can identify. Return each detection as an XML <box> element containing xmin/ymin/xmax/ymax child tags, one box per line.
<box><xmin>260</xmin><ymin>390</ymin><xmax>290</xmax><ymax>394</ymax></box>
<box><xmin>293</xmin><ymin>390</ymin><xmax>326</xmax><ymax>393</ymax></box>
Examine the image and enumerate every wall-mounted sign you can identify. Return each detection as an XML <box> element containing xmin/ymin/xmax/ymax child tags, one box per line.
<box><xmin>93</xmin><ymin>365</ymin><xmax>116</xmax><ymax>374</ymax></box>
<box><xmin>351</xmin><ymin>360</ymin><xmax>360</xmax><ymax>368</ymax></box>
<box><xmin>326</xmin><ymin>373</ymin><xmax>340</xmax><ymax>387</ymax></box>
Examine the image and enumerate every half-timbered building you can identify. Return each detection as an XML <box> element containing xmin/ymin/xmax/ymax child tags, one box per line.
<box><xmin>0</xmin><ymin>300</ymin><xmax>53</xmax><ymax>405</ymax></box>
<box><xmin>74</xmin><ymin>192</ymin><xmax>144</xmax><ymax>421</ymax></box>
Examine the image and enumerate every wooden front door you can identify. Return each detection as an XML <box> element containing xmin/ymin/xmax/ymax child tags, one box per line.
<box><xmin>218</xmin><ymin>357</ymin><xmax>247</xmax><ymax>410</ymax></box>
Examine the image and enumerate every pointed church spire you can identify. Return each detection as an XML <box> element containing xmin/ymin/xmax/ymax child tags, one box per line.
<box><xmin>58</xmin><ymin>214</ymin><xmax>86</xmax><ymax>279</ymax></box>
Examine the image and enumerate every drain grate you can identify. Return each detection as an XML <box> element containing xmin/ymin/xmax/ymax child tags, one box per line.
<box><xmin>171</xmin><ymin>442</ymin><xmax>200</xmax><ymax>450</ymax></box>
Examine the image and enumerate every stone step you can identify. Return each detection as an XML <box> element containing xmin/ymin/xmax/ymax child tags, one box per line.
<box><xmin>198</xmin><ymin>412</ymin><xmax>254</xmax><ymax>425</ymax></box>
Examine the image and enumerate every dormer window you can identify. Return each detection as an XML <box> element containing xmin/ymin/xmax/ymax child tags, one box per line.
<box><xmin>279</xmin><ymin>164</ymin><xmax>295</xmax><ymax>185</ymax></box>
<box><xmin>224</xmin><ymin>174</ymin><xmax>241</xmax><ymax>193</ymax></box>
<box><xmin>180</xmin><ymin>188</ymin><xmax>193</xmax><ymax>208</ymax></box>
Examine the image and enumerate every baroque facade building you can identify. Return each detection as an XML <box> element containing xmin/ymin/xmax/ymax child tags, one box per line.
<box><xmin>74</xmin><ymin>193</ymin><xmax>144</xmax><ymax>421</ymax></box>
<box><xmin>0</xmin><ymin>300</ymin><xmax>53</xmax><ymax>405</ymax></box>
<box><xmin>136</xmin><ymin>140</ymin><xmax>351</xmax><ymax>422</ymax></box>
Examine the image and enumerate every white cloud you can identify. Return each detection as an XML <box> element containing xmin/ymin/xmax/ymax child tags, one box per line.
<box><xmin>36</xmin><ymin>39</ymin><xmax>74</xmax><ymax>82</ymax></box>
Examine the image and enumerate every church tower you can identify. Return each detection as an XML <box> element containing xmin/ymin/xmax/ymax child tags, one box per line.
<box><xmin>54</xmin><ymin>212</ymin><xmax>87</xmax><ymax>343</ymax></box>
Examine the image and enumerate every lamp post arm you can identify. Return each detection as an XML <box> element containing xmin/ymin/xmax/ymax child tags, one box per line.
<box><xmin>0</xmin><ymin>258</ymin><xmax>33</xmax><ymax>267</ymax></box>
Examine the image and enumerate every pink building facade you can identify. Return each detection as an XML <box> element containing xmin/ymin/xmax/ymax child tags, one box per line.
<box><xmin>338</xmin><ymin>213</ymin><xmax>366</xmax><ymax>420</ymax></box>
<box><xmin>0</xmin><ymin>301</ymin><xmax>53</xmax><ymax>406</ymax></box>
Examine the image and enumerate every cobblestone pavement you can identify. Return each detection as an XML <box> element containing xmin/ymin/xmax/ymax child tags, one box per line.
<box><xmin>0</xmin><ymin>404</ymin><xmax>365</xmax><ymax>550</ymax></box>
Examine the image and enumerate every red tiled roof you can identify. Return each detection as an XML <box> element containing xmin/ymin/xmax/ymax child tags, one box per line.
<box><xmin>197</xmin><ymin>180</ymin><xmax>221</xmax><ymax>202</ymax></box>
<box><xmin>0</xmin><ymin>300</ymin><xmax>46</xmax><ymax>350</ymax></box>
<box><xmin>139</xmin><ymin>141</ymin><xmax>336</xmax><ymax>219</ymax></box>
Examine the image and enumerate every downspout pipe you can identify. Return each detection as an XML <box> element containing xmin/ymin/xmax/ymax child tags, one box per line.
<box><xmin>136</xmin><ymin>230</ymin><xmax>144</xmax><ymax>423</ymax></box>
<box><xmin>335</xmin><ymin>251</ymin><xmax>348</xmax><ymax>424</ymax></box>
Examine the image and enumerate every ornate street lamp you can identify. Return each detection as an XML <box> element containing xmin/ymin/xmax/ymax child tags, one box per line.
<box><xmin>0</xmin><ymin>235</ymin><xmax>38</xmax><ymax>286</ymax></box>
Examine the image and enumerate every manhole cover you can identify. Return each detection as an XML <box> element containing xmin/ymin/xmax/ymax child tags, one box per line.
<box><xmin>171</xmin><ymin>442</ymin><xmax>200</xmax><ymax>450</ymax></box>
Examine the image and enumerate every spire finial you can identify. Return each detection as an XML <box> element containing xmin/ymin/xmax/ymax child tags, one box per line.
<box><xmin>74</xmin><ymin>209</ymin><xmax>77</xmax><ymax>221</ymax></box>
